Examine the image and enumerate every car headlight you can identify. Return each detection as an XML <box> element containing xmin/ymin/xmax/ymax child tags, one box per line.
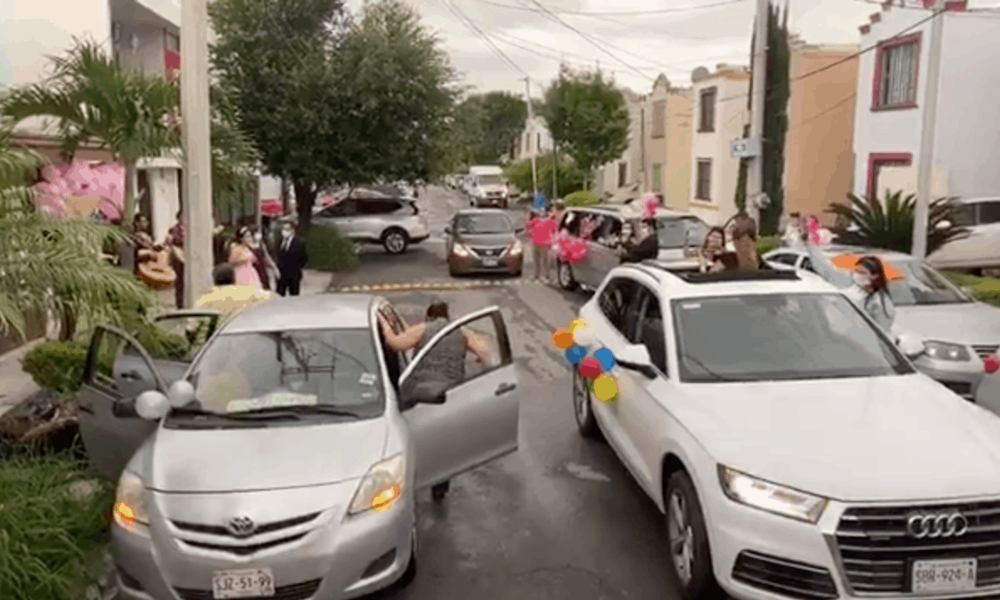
<box><xmin>452</xmin><ymin>243</ymin><xmax>471</xmax><ymax>258</ymax></box>
<box><xmin>348</xmin><ymin>454</ymin><xmax>405</xmax><ymax>515</ymax></box>
<box><xmin>923</xmin><ymin>340</ymin><xmax>971</xmax><ymax>362</ymax></box>
<box><xmin>718</xmin><ymin>465</ymin><xmax>827</xmax><ymax>524</ymax></box>
<box><xmin>507</xmin><ymin>240</ymin><xmax>523</xmax><ymax>255</ymax></box>
<box><xmin>113</xmin><ymin>471</ymin><xmax>150</xmax><ymax>530</ymax></box>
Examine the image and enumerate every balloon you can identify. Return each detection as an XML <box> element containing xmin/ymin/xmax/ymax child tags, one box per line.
<box><xmin>569</xmin><ymin>319</ymin><xmax>586</xmax><ymax>332</ymax></box>
<box><xmin>593</xmin><ymin>375</ymin><xmax>618</xmax><ymax>402</ymax></box>
<box><xmin>579</xmin><ymin>356</ymin><xmax>602</xmax><ymax>380</ymax></box>
<box><xmin>594</xmin><ymin>347</ymin><xmax>615</xmax><ymax>370</ymax></box>
<box><xmin>564</xmin><ymin>345</ymin><xmax>587</xmax><ymax>365</ymax></box>
<box><xmin>572</xmin><ymin>325</ymin><xmax>595</xmax><ymax>348</ymax></box>
<box><xmin>552</xmin><ymin>329</ymin><xmax>574</xmax><ymax>349</ymax></box>
<box><xmin>816</xmin><ymin>228</ymin><xmax>832</xmax><ymax>246</ymax></box>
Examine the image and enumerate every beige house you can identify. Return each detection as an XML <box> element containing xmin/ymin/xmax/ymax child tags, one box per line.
<box><xmin>784</xmin><ymin>37</ymin><xmax>858</xmax><ymax>225</ymax></box>
<box><xmin>688</xmin><ymin>64</ymin><xmax>749</xmax><ymax>226</ymax></box>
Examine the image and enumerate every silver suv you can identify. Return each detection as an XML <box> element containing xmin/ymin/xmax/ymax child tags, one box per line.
<box><xmin>313</xmin><ymin>193</ymin><xmax>430</xmax><ymax>254</ymax></box>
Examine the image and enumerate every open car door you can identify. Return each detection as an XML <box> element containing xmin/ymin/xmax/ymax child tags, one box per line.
<box><xmin>150</xmin><ymin>309</ymin><xmax>221</xmax><ymax>385</ymax></box>
<box><xmin>77</xmin><ymin>325</ymin><xmax>168</xmax><ymax>481</ymax></box>
<box><xmin>399</xmin><ymin>306</ymin><xmax>519</xmax><ymax>489</ymax></box>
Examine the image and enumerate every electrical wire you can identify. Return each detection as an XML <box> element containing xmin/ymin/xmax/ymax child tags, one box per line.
<box><xmin>438</xmin><ymin>0</ymin><xmax>529</xmax><ymax>78</ymax></box>
<box><xmin>786</xmin><ymin>93</ymin><xmax>856</xmax><ymax>132</ymax></box>
<box><xmin>474</xmin><ymin>0</ymin><xmax>747</xmax><ymax>17</ymax></box>
<box><xmin>490</xmin><ymin>31</ymin><xmax>649</xmax><ymax>82</ymax></box>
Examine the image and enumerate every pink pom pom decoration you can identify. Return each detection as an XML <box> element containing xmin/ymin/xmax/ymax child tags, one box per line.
<box><xmin>640</xmin><ymin>194</ymin><xmax>659</xmax><ymax>220</ymax></box>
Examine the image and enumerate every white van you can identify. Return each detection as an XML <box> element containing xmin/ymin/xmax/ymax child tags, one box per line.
<box><xmin>467</xmin><ymin>166</ymin><xmax>509</xmax><ymax>208</ymax></box>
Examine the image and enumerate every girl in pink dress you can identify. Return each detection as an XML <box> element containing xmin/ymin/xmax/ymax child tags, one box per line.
<box><xmin>229</xmin><ymin>227</ymin><xmax>264</xmax><ymax>289</ymax></box>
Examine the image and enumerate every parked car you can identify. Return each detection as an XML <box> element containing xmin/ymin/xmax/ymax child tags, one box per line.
<box><xmin>763</xmin><ymin>245</ymin><xmax>1000</xmax><ymax>399</ymax></box>
<box><xmin>445</xmin><ymin>209</ymin><xmax>523</xmax><ymax>277</ymax></box>
<box><xmin>78</xmin><ymin>295</ymin><xmax>520</xmax><ymax>600</ymax></box>
<box><xmin>928</xmin><ymin>196</ymin><xmax>1000</xmax><ymax>273</ymax></box>
<box><xmin>572</xmin><ymin>263</ymin><xmax>1000</xmax><ymax>600</ymax></box>
<box><xmin>313</xmin><ymin>193</ymin><xmax>429</xmax><ymax>254</ymax></box>
<box><xmin>554</xmin><ymin>205</ymin><xmax>709</xmax><ymax>291</ymax></box>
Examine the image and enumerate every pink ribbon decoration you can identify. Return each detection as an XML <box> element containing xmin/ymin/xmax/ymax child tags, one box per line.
<box><xmin>640</xmin><ymin>194</ymin><xmax>659</xmax><ymax>220</ymax></box>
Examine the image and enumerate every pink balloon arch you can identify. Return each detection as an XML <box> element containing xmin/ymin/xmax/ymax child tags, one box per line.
<box><xmin>33</xmin><ymin>160</ymin><xmax>126</xmax><ymax>221</ymax></box>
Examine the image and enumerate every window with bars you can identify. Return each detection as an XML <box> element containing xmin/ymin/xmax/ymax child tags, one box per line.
<box><xmin>698</xmin><ymin>87</ymin><xmax>717</xmax><ymax>132</ymax></box>
<box><xmin>652</xmin><ymin>100</ymin><xmax>667</xmax><ymax>138</ymax></box>
<box><xmin>165</xmin><ymin>31</ymin><xmax>180</xmax><ymax>53</ymax></box>
<box><xmin>695</xmin><ymin>160</ymin><xmax>712</xmax><ymax>201</ymax></box>
<box><xmin>652</xmin><ymin>163</ymin><xmax>663</xmax><ymax>192</ymax></box>
<box><xmin>873</xmin><ymin>36</ymin><xmax>919</xmax><ymax>109</ymax></box>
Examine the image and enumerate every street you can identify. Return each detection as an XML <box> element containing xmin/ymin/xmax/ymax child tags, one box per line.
<box><xmin>337</xmin><ymin>187</ymin><xmax>677</xmax><ymax>599</ymax></box>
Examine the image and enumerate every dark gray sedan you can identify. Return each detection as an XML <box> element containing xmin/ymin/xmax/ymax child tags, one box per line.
<box><xmin>446</xmin><ymin>209</ymin><xmax>524</xmax><ymax>277</ymax></box>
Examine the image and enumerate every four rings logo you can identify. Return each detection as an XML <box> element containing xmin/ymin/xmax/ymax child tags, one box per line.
<box><xmin>906</xmin><ymin>512</ymin><xmax>969</xmax><ymax>539</ymax></box>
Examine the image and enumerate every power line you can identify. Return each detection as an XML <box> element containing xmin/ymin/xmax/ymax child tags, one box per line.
<box><xmin>787</xmin><ymin>93</ymin><xmax>856</xmax><ymax>132</ymax></box>
<box><xmin>490</xmin><ymin>31</ymin><xmax>648</xmax><ymax>82</ymax></box>
<box><xmin>438</xmin><ymin>0</ymin><xmax>529</xmax><ymax>78</ymax></box>
<box><xmin>475</xmin><ymin>0</ymin><xmax>747</xmax><ymax>17</ymax></box>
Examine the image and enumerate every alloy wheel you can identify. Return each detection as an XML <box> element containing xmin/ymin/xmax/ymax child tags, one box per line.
<box><xmin>384</xmin><ymin>231</ymin><xmax>407</xmax><ymax>254</ymax></box>
<box><xmin>668</xmin><ymin>491</ymin><xmax>695</xmax><ymax>586</ymax></box>
<box><xmin>573</xmin><ymin>371</ymin><xmax>590</xmax><ymax>426</ymax></box>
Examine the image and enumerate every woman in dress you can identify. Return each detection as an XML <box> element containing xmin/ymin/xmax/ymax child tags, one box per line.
<box><xmin>246</xmin><ymin>228</ymin><xmax>277</xmax><ymax>290</ymax></box>
<box><xmin>229</xmin><ymin>227</ymin><xmax>264</xmax><ymax>289</ymax></box>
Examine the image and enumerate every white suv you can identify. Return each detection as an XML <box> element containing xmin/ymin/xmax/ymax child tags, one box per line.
<box><xmin>572</xmin><ymin>262</ymin><xmax>1000</xmax><ymax>600</ymax></box>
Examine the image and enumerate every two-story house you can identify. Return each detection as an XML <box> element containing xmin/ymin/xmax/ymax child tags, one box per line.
<box><xmin>853</xmin><ymin>0</ymin><xmax>1000</xmax><ymax>201</ymax></box>
<box><xmin>688</xmin><ymin>63</ymin><xmax>749</xmax><ymax>226</ymax></box>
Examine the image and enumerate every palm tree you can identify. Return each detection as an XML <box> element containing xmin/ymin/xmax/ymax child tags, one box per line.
<box><xmin>0</xmin><ymin>122</ymin><xmax>155</xmax><ymax>340</ymax></box>
<box><xmin>1</xmin><ymin>39</ymin><xmax>180</xmax><ymax>224</ymax></box>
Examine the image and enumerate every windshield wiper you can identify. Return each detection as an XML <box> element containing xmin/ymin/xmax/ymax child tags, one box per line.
<box><xmin>230</xmin><ymin>405</ymin><xmax>361</xmax><ymax>419</ymax></box>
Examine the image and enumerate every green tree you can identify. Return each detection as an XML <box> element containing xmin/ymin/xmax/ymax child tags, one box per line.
<box><xmin>735</xmin><ymin>1</ymin><xmax>790</xmax><ymax>235</ymax></box>
<box><xmin>504</xmin><ymin>152</ymin><xmax>583</xmax><ymax>198</ymax></box>
<box><xmin>478</xmin><ymin>91</ymin><xmax>526</xmax><ymax>163</ymax></box>
<box><xmin>540</xmin><ymin>66</ymin><xmax>629</xmax><ymax>190</ymax></box>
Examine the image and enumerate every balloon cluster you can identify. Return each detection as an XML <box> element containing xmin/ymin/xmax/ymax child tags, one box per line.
<box><xmin>34</xmin><ymin>160</ymin><xmax>126</xmax><ymax>220</ymax></box>
<box><xmin>552</xmin><ymin>230</ymin><xmax>588</xmax><ymax>264</ymax></box>
<box><xmin>552</xmin><ymin>319</ymin><xmax>619</xmax><ymax>402</ymax></box>
<box><xmin>803</xmin><ymin>214</ymin><xmax>832</xmax><ymax>246</ymax></box>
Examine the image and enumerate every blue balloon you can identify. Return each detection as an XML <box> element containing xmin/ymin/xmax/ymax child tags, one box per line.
<box><xmin>594</xmin><ymin>347</ymin><xmax>615</xmax><ymax>370</ymax></box>
<box><xmin>533</xmin><ymin>192</ymin><xmax>546</xmax><ymax>209</ymax></box>
<box><xmin>565</xmin><ymin>345</ymin><xmax>586</xmax><ymax>365</ymax></box>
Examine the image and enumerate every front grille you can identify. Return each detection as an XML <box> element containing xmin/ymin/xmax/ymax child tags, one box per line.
<box><xmin>974</xmin><ymin>345</ymin><xmax>999</xmax><ymax>359</ymax></box>
<box><xmin>940</xmin><ymin>380</ymin><xmax>974</xmax><ymax>398</ymax></box>
<box><xmin>172</xmin><ymin>512</ymin><xmax>320</xmax><ymax>538</ymax></box>
<box><xmin>179</xmin><ymin>533</ymin><xmax>307</xmax><ymax>556</ymax></box>
<box><xmin>175</xmin><ymin>578</ymin><xmax>321</xmax><ymax>600</ymax></box>
<box><xmin>732</xmin><ymin>551</ymin><xmax>838</xmax><ymax>599</ymax></box>
<box><xmin>835</xmin><ymin>501</ymin><xmax>1000</xmax><ymax>594</ymax></box>
<box><xmin>473</xmin><ymin>247</ymin><xmax>504</xmax><ymax>258</ymax></box>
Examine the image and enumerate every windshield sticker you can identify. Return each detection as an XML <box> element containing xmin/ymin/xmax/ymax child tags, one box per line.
<box><xmin>680</xmin><ymin>302</ymin><xmax>702</xmax><ymax>310</ymax></box>
<box><xmin>226</xmin><ymin>392</ymin><xmax>319</xmax><ymax>413</ymax></box>
<box><xmin>359</xmin><ymin>373</ymin><xmax>377</xmax><ymax>386</ymax></box>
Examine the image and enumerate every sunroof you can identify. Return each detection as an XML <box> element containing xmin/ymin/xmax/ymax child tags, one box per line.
<box><xmin>673</xmin><ymin>270</ymin><xmax>801</xmax><ymax>284</ymax></box>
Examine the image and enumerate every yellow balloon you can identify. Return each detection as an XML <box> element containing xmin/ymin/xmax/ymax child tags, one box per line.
<box><xmin>569</xmin><ymin>319</ymin><xmax>586</xmax><ymax>332</ymax></box>
<box><xmin>593</xmin><ymin>375</ymin><xmax>618</xmax><ymax>402</ymax></box>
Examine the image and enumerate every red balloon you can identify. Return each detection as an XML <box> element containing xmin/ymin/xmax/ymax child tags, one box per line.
<box><xmin>578</xmin><ymin>356</ymin><xmax>602</xmax><ymax>380</ymax></box>
<box><xmin>985</xmin><ymin>354</ymin><xmax>1000</xmax><ymax>374</ymax></box>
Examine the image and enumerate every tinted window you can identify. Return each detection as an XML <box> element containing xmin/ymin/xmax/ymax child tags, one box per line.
<box><xmin>321</xmin><ymin>199</ymin><xmax>357</xmax><ymax>217</ymax></box>
<box><xmin>769</xmin><ymin>253</ymin><xmax>798</xmax><ymax>266</ymax></box>
<box><xmin>656</xmin><ymin>217</ymin><xmax>709</xmax><ymax>249</ymax></box>
<box><xmin>634</xmin><ymin>287</ymin><xmax>667</xmax><ymax>373</ymax></box>
<box><xmin>672</xmin><ymin>293</ymin><xmax>911</xmax><ymax>383</ymax></box>
<box><xmin>358</xmin><ymin>199</ymin><xmax>401</xmax><ymax>215</ymax></box>
<box><xmin>185</xmin><ymin>328</ymin><xmax>384</xmax><ymax>418</ymax></box>
<box><xmin>598</xmin><ymin>278</ymin><xmax>639</xmax><ymax>335</ymax></box>
<box><xmin>455</xmin><ymin>213</ymin><xmax>513</xmax><ymax>234</ymax></box>
<box><xmin>560</xmin><ymin>211</ymin><xmax>583</xmax><ymax>236</ymax></box>
<box><xmin>477</xmin><ymin>175</ymin><xmax>503</xmax><ymax>186</ymax></box>
<box><xmin>800</xmin><ymin>257</ymin><xmax>815</xmax><ymax>272</ymax></box>
<box><xmin>979</xmin><ymin>201</ymin><xmax>1000</xmax><ymax>224</ymax></box>
<box><xmin>953</xmin><ymin>203</ymin><xmax>977</xmax><ymax>227</ymax></box>
<box><xmin>594</xmin><ymin>216</ymin><xmax>622</xmax><ymax>246</ymax></box>
<box><xmin>885</xmin><ymin>260</ymin><xmax>972</xmax><ymax>306</ymax></box>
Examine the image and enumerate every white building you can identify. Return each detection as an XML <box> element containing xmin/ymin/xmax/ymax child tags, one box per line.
<box><xmin>688</xmin><ymin>64</ymin><xmax>749</xmax><ymax>226</ymax></box>
<box><xmin>512</xmin><ymin>115</ymin><xmax>553</xmax><ymax>160</ymax></box>
<box><xmin>853</xmin><ymin>0</ymin><xmax>1000</xmax><ymax>201</ymax></box>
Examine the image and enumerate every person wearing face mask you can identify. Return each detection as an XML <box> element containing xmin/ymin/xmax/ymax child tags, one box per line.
<box><xmin>246</xmin><ymin>228</ymin><xmax>278</xmax><ymax>290</ymax></box>
<box><xmin>618</xmin><ymin>218</ymin><xmax>659</xmax><ymax>264</ymax></box>
<box><xmin>275</xmin><ymin>221</ymin><xmax>309</xmax><ymax>296</ymax></box>
<box><xmin>805</xmin><ymin>241</ymin><xmax>896</xmax><ymax>333</ymax></box>
<box><xmin>229</xmin><ymin>227</ymin><xmax>264</xmax><ymax>289</ymax></box>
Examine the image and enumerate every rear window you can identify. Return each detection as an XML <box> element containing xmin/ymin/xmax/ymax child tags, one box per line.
<box><xmin>358</xmin><ymin>199</ymin><xmax>401</xmax><ymax>215</ymax></box>
<box><xmin>656</xmin><ymin>217</ymin><xmax>709</xmax><ymax>249</ymax></box>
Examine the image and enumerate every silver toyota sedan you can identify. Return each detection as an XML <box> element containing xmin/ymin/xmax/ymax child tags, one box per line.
<box><xmin>75</xmin><ymin>296</ymin><xmax>520</xmax><ymax>600</ymax></box>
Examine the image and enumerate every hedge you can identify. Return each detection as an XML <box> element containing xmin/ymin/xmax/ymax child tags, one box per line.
<box><xmin>20</xmin><ymin>340</ymin><xmax>89</xmax><ymax>396</ymax></box>
<box><xmin>563</xmin><ymin>190</ymin><xmax>599</xmax><ymax>207</ymax></box>
<box><xmin>304</xmin><ymin>224</ymin><xmax>360</xmax><ymax>272</ymax></box>
<box><xmin>942</xmin><ymin>271</ymin><xmax>1000</xmax><ymax>307</ymax></box>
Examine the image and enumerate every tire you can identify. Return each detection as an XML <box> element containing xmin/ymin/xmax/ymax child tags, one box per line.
<box><xmin>665</xmin><ymin>471</ymin><xmax>723</xmax><ymax>600</ymax></box>
<box><xmin>572</xmin><ymin>370</ymin><xmax>600</xmax><ymax>438</ymax></box>
<box><xmin>382</xmin><ymin>228</ymin><xmax>409</xmax><ymax>254</ymax></box>
<box><xmin>557</xmin><ymin>260</ymin><xmax>577</xmax><ymax>290</ymax></box>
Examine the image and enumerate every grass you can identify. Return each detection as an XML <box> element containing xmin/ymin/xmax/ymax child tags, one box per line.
<box><xmin>942</xmin><ymin>270</ymin><xmax>1000</xmax><ymax>307</ymax></box>
<box><xmin>0</xmin><ymin>446</ymin><xmax>113</xmax><ymax>600</ymax></box>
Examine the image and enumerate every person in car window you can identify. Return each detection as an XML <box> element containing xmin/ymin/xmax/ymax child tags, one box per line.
<box><xmin>805</xmin><ymin>243</ymin><xmax>896</xmax><ymax>333</ymax></box>
<box><xmin>698</xmin><ymin>226</ymin><xmax>727</xmax><ymax>273</ymax></box>
<box><xmin>729</xmin><ymin>213</ymin><xmax>761</xmax><ymax>271</ymax></box>
<box><xmin>619</xmin><ymin>219</ymin><xmax>659</xmax><ymax>264</ymax></box>
<box><xmin>377</xmin><ymin>300</ymin><xmax>488</xmax><ymax>502</ymax></box>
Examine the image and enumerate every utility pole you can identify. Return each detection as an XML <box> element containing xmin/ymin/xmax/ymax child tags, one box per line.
<box><xmin>552</xmin><ymin>145</ymin><xmax>559</xmax><ymax>201</ymax></box>
<box><xmin>181</xmin><ymin>0</ymin><xmax>213</xmax><ymax>307</ymax></box>
<box><xmin>912</xmin><ymin>0</ymin><xmax>946</xmax><ymax>260</ymax></box>
<box><xmin>746</xmin><ymin>0</ymin><xmax>769</xmax><ymax>229</ymax></box>
<box><xmin>523</xmin><ymin>77</ymin><xmax>538</xmax><ymax>196</ymax></box>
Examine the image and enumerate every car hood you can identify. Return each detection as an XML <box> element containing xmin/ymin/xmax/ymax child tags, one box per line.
<box><xmin>148</xmin><ymin>418</ymin><xmax>387</xmax><ymax>493</ymax></box>
<box><xmin>457</xmin><ymin>232</ymin><xmax>516</xmax><ymax>247</ymax></box>
<box><xmin>895</xmin><ymin>302</ymin><xmax>1000</xmax><ymax>345</ymax></box>
<box><xmin>673</xmin><ymin>375</ymin><xmax>1000</xmax><ymax>501</ymax></box>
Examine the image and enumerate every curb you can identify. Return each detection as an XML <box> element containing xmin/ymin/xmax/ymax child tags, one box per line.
<box><xmin>331</xmin><ymin>279</ymin><xmax>546</xmax><ymax>293</ymax></box>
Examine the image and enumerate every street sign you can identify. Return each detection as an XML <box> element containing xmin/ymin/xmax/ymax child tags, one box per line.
<box><xmin>730</xmin><ymin>137</ymin><xmax>761</xmax><ymax>159</ymax></box>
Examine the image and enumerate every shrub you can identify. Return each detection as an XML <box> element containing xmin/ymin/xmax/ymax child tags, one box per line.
<box><xmin>756</xmin><ymin>235</ymin><xmax>781</xmax><ymax>257</ymax></box>
<box><xmin>304</xmin><ymin>224</ymin><xmax>360</xmax><ymax>271</ymax></box>
<box><xmin>563</xmin><ymin>190</ymin><xmax>599</xmax><ymax>207</ymax></box>
<box><xmin>0</xmin><ymin>447</ymin><xmax>113</xmax><ymax>600</ymax></box>
<box><xmin>827</xmin><ymin>190</ymin><xmax>969</xmax><ymax>254</ymax></box>
<box><xmin>20</xmin><ymin>340</ymin><xmax>88</xmax><ymax>396</ymax></box>
<box><xmin>942</xmin><ymin>271</ymin><xmax>1000</xmax><ymax>307</ymax></box>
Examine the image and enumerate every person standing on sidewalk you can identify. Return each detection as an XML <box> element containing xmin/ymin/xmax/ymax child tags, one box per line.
<box><xmin>229</xmin><ymin>227</ymin><xmax>264</xmax><ymax>289</ymax></box>
<box><xmin>247</xmin><ymin>228</ymin><xmax>277</xmax><ymax>290</ymax></box>
<box><xmin>525</xmin><ymin>208</ymin><xmax>557</xmax><ymax>282</ymax></box>
<box><xmin>166</xmin><ymin>210</ymin><xmax>186</xmax><ymax>308</ymax></box>
<box><xmin>275</xmin><ymin>221</ymin><xmax>308</xmax><ymax>296</ymax></box>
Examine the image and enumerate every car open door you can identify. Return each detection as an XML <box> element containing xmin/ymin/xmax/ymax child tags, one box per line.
<box><xmin>77</xmin><ymin>325</ymin><xmax>168</xmax><ymax>481</ymax></box>
<box><xmin>399</xmin><ymin>306</ymin><xmax>519</xmax><ymax>489</ymax></box>
<box><xmin>150</xmin><ymin>309</ymin><xmax>221</xmax><ymax>384</ymax></box>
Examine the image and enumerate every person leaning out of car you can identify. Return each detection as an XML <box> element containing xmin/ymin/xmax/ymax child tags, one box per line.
<box><xmin>729</xmin><ymin>212</ymin><xmax>761</xmax><ymax>271</ymax></box>
<box><xmin>805</xmin><ymin>241</ymin><xmax>896</xmax><ymax>333</ymax></box>
<box><xmin>619</xmin><ymin>218</ymin><xmax>659</xmax><ymax>264</ymax></box>
<box><xmin>698</xmin><ymin>226</ymin><xmax>727</xmax><ymax>273</ymax></box>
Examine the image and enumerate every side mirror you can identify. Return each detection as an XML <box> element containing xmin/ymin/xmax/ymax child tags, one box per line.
<box><xmin>936</xmin><ymin>220</ymin><xmax>952</xmax><ymax>230</ymax></box>
<box><xmin>615</xmin><ymin>344</ymin><xmax>658</xmax><ymax>379</ymax></box>
<box><xmin>168</xmin><ymin>379</ymin><xmax>196</xmax><ymax>408</ymax></box>
<box><xmin>135</xmin><ymin>390</ymin><xmax>170</xmax><ymax>420</ymax></box>
<box><xmin>896</xmin><ymin>332</ymin><xmax>926</xmax><ymax>359</ymax></box>
<box><xmin>399</xmin><ymin>379</ymin><xmax>448</xmax><ymax>410</ymax></box>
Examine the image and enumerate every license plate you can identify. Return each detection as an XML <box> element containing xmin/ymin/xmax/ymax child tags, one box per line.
<box><xmin>483</xmin><ymin>258</ymin><xmax>499</xmax><ymax>267</ymax></box>
<box><xmin>212</xmin><ymin>568</ymin><xmax>275</xmax><ymax>599</ymax></box>
<box><xmin>911</xmin><ymin>558</ymin><xmax>977</xmax><ymax>594</ymax></box>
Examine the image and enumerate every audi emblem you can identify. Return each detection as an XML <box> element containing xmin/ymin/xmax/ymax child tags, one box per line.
<box><xmin>226</xmin><ymin>515</ymin><xmax>257</xmax><ymax>538</ymax></box>
<box><xmin>906</xmin><ymin>512</ymin><xmax>969</xmax><ymax>539</ymax></box>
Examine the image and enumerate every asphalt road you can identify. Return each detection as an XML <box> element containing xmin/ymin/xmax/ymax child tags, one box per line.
<box><xmin>333</xmin><ymin>187</ymin><xmax>679</xmax><ymax>600</ymax></box>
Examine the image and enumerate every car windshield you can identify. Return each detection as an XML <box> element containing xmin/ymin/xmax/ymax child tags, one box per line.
<box><xmin>655</xmin><ymin>217</ymin><xmax>709</xmax><ymax>249</ymax></box>
<box><xmin>183</xmin><ymin>328</ymin><xmax>384</xmax><ymax>418</ymax></box>
<box><xmin>477</xmin><ymin>175</ymin><xmax>503</xmax><ymax>186</ymax></box>
<box><xmin>672</xmin><ymin>293</ymin><xmax>912</xmax><ymax>383</ymax></box>
<box><xmin>885</xmin><ymin>260</ymin><xmax>972</xmax><ymax>306</ymax></box>
<box><xmin>456</xmin><ymin>214</ymin><xmax>512</xmax><ymax>234</ymax></box>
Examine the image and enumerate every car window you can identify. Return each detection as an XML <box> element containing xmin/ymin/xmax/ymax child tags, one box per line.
<box><xmin>87</xmin><ymin>330</ymin><xmax>158</xmax><ymax>396</ymax></box>
<box><xmin>357</xmin><ymin>199</ymin><xmax>401</xmax><ymax>215</ymax></box>
<box><xmin>885</xmin><ymin>260</ymin><xmax>972</xmax><ymax>306</ymax></box>
<box><xmin>769</xmin><ymin>253</ymin><xmax>798</xmax><ymax>266</ymax></box>
<box><xmin>979</xmin><ymin>201</ymin><xmax>1000</xmax><ymax>225</ymax></box>
<box><xmin>580</xmin><ymin>214</ymin><xmax>604</xmax><ymax>241</ymax></box>
<box><xmin>184</xmin><ymin>328</ymin><xmax>384</xmax><ymax>418</ymax></box>
<box><xmin>321</xmin><ymin>198</ymin><xmax>357</xmax><ymax>217</ymax></box>
<box><xmin>954</xmin><ymin>203</ymin><xmax>977</xmax><ymax>227</ymax></box>
<box><xmin>477</xmin><ymin>175</ymin><xmax>503</xmax><ymax>186</ymax></box>
<box><xmin>656</xmin><ymin>217</ymin><xmax>709</xmax><ymax>249</ymax></box>
<box><xmin>560</xmin><ymin>211</ymin><xmax>582</xmax><ymax>236</ymax></box>
<box><xmin>456</xmin><ymin>213</ymin><xmax>512</xmax><ymax>234</ymax></box>
<box><xmin>634</xmin><ymin>286</ymin><xmax>667</xmax><ymax>374</ymax></box>
<box><xmin>672</xmin><ymin>293</ymin><xmax>912</xmax><ymax>383</ymax></box>
<box><xmin>800</xmin><ymin>257</ymin><xmax>815</xmax><ymax>272</ymax></box>
<box><xmin>598</xmin><ymin>277</ymin><xmax>640</xmax><ymax>336</ymax></box>
<box><xmin>593</xmin><ymin>216</ymin><xmax>622</xmax><ymax>247</ymax></box>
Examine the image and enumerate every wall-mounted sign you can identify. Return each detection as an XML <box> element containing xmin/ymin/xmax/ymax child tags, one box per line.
<box><xmin>730</xmin><ymin>137</ymin><xmax>761</xmax><ymax>159</ymax></box>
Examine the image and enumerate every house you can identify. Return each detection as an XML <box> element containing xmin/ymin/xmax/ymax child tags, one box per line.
<box><xmin>784</xmin><ymin>36</ymin><xmax>858</xmax><ymax>225</ymax></box>
<box><xmin>512</xmin><ymin>115</ymin><xmax>553</xmax><ymax>161</ymax></box>
<box><xmin>853</xmin><ymin>0</ymin><xmax>1000</xmax><ymax>201</ymax></box>
<box><xmin>688</xmin><ymin>63</ymin><xmax>749</xmax><ymax>226</ymax></box>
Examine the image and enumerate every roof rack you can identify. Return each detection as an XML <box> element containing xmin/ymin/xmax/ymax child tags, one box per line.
<box><xmin>672</xmin><ymin>269</ymin><xmax>801</xmax><ymax>284</ymax></box>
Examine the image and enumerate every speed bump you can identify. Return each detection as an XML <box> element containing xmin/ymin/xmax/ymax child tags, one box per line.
<box><xmin>330</xmin><ymin>279</ymin><xmax>543</xmax><ymax>293</ymax></box>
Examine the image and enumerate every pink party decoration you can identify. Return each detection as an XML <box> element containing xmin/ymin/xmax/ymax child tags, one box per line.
<box><xmin>552</xmin><ymin>230</ymin><xmax>588</xmax><ymax>264</ymax></box>
<box><xmin>640</xmin><ymin>193</ymin><xmax>659</xmax><ymax>220</ymax></box>
<box><xmin>33</xmin><ymin>160</ymin><xmax>125</xmax><ymax>220</ymax></box>
<box><xmin>802</xmin><ymin>213</ymin><xmax>832</xmax><ymax>246</ymax></box>
<box><xmin>260</xmin><ymin>199</ymin><xmax>284</xmax><ymax>216</ymax></box>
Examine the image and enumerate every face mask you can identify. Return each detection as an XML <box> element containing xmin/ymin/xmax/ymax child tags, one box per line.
<box><xmin>853</xmin><ymin>272</ymin><xmax>871</xmax><ymax>289</ymax></box>
<box><xmin>254</xmin><ymin>232</ymin><xmax>262</xmax><ymax>243</ymax></box>
<box><xmin>281</xmin><ymin>229</ymin><xmax>293</xmax><ymax>238</ymax></box>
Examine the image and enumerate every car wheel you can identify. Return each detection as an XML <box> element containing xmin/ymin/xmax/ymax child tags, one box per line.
<box><xmin>382</xmin><ymin>228</ymin><xmax>409</xmax><ymax>254</ymax></box>
<box><xmin>572</xmin><ymin>370</ymin><xmax>600</xmax><ymax>438</ymax></box>
<box><xmin>665</xmin><ymin>471</ymin><xmax>723</xmax><ymax>600</ymax></box>
<box><xmin>557</xmin><ymin>260</ymin><xmax>577</xmax><ymax>290</ymax></box>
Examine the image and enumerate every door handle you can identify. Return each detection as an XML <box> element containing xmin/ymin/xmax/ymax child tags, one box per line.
<box><xmin>120</xmin><ymin>370</ymin><xmax>142</xmax><ymax>381</ymax></box>
<box><xmin>494</xmin><ymin>382</ymin><xmax>517</xmax><ymax>396</ymax></box>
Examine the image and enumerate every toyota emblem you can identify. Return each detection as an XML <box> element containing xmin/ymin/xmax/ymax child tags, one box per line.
<box><xmin>226</xmin><ymin>515</ymin><xmax>257</xmax><ymax>538</ymax></box>
<box><xmin>906</xmin><ymin>512</ymin><xmax>969</xmax><ymax>539</ymax></box>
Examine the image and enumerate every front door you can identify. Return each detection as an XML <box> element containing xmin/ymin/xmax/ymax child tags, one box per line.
<box><xmin>400</xmin><ymin>306</ymin><xmax>519</xmax><ymax>489</ymax></box>
<box><xmin>78</xmin><ymin>325</ymin><xmax>167</xmax><ymax>481</ymax></box>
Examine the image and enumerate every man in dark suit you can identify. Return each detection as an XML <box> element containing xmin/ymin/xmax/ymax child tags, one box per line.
<box><xmin>275</xmin><ymin>221</ymin><xmax>308</xmax><ymax>296</ymax></box>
